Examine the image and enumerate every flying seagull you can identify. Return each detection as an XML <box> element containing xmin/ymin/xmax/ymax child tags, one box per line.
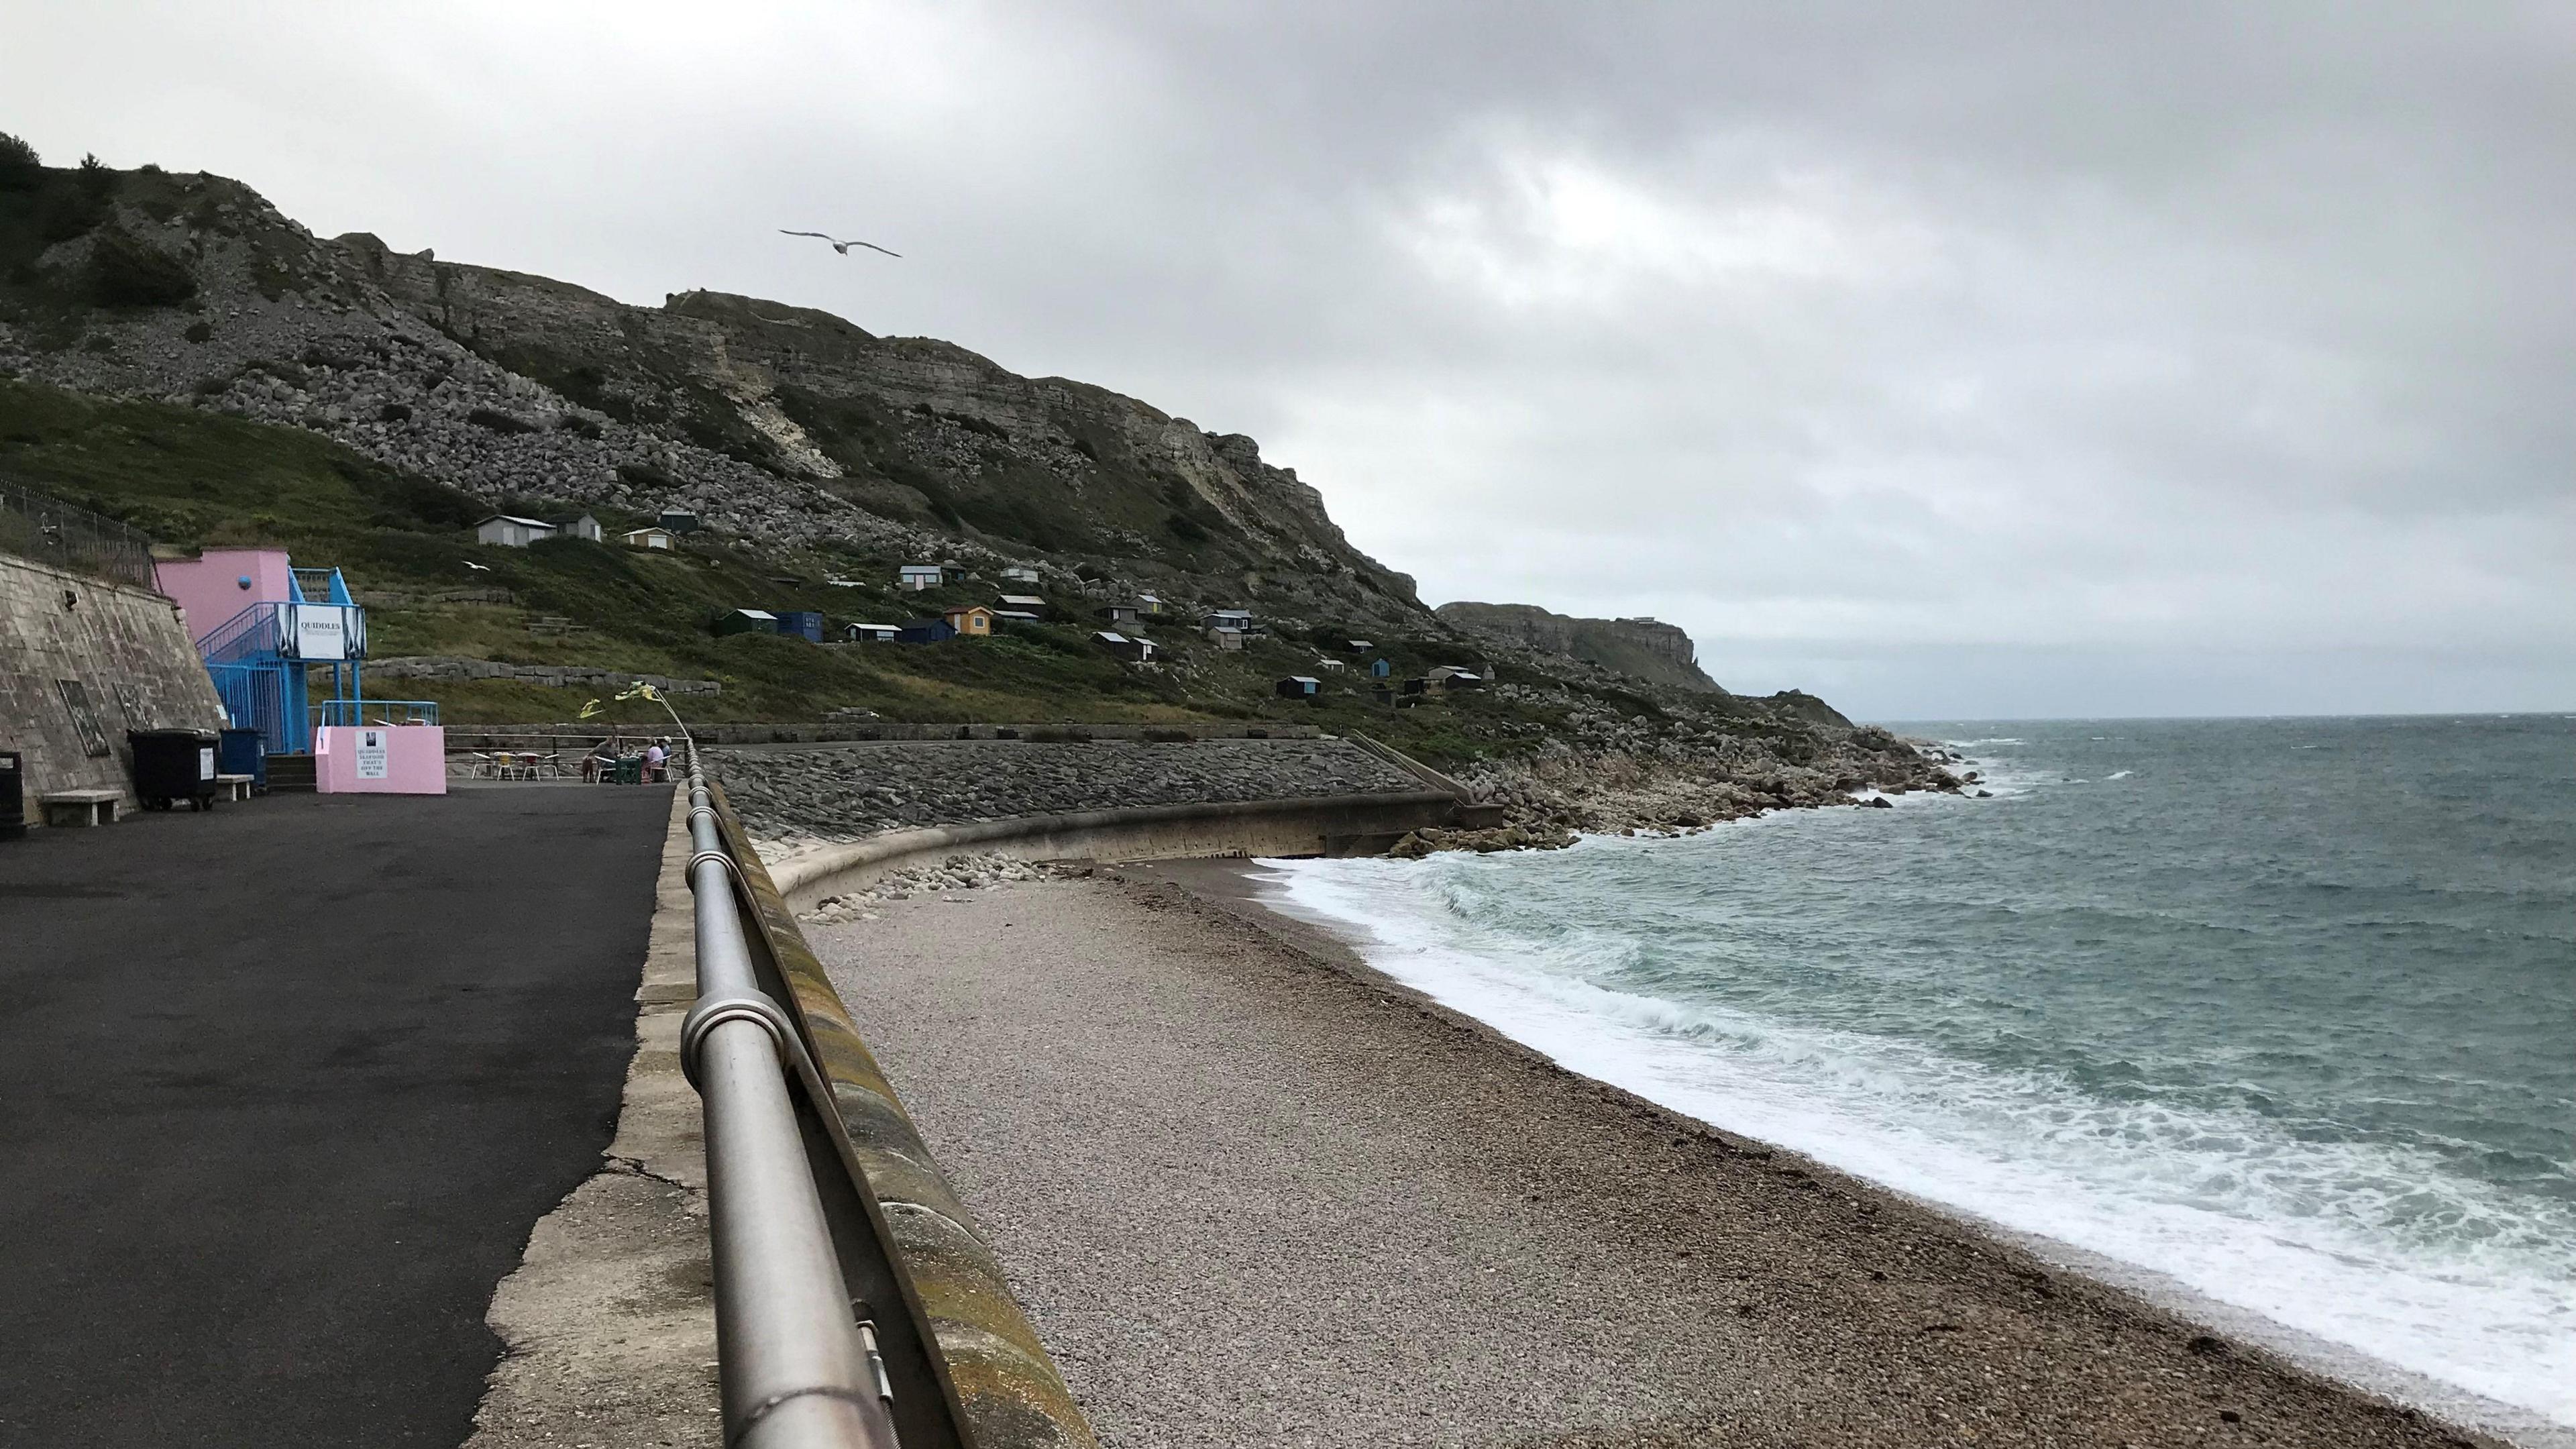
<box><xmin>462</xmin><ymin>560</ymin><xmax>492</xmax><ymax>572</ymax></box>
<box><xmin>780</xmin><ymin>230</ymin><xmax>901</xmax><ymax>258</ymax></box>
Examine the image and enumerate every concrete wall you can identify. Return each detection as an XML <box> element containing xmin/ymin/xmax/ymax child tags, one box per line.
<box><xmin>314</xmin><ymin>724</ymin><xmax>449</xmax><ymax>794</ymax></box>
<box><xmin>765</xmin><ymin>789</ymin><xmax>1462</xmax><ymax>911</ymax></box>
<box><xmin>0</xmin><ymin>552</ymin><xmax>230</xmax><ymax>822</ymax></box>
<box><xmin>152</xmin><ymin>547</ymin><xmax>292</xmax><ymax>643</ymax></box>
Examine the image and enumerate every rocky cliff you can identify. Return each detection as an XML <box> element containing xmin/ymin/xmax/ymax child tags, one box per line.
<box><xmin>0</xmin><ymin>164</ymin><xmax>1425</xmax><ymax>632</ymax></box>
<box><xmin>0</xmin><ymin>149</ymin><xmax>1957</xmax><ymax>843</ymax></box>
<box><xmin>1437</xmin><ymin>601</ymin><xmax>1719</xmax><ymax>693</ymax></box>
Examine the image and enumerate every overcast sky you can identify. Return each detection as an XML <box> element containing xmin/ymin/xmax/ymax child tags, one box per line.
<box><xmin>7</xmin><ymin>2</ymin><xmax>2572</xmax><ymax>719</ymax></box>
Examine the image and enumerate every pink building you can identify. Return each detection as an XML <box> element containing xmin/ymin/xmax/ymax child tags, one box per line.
<box><xmin>153</xmin><ymin>548</ymin><xmax>296</xmax><ymax>643</ymax></box>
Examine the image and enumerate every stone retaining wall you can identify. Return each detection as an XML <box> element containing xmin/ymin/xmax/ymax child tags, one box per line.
<box><xmin>710</xmin><ymin>737</ymin><xmax>1425</xmax><ymax>849</ymax></box>
<box><xmin>0</xmin><ymin>552</ymin><xmax>229</xmax><ymax>822</ymax></box>
<box><xmin>365</xmin><ymin>655</ymin><xmax>721</xmax><ymax>695</ymax></box>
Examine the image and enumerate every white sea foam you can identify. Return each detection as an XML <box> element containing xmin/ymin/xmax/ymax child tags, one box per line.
<box><xmin>2105</xmin><ymin>769</ymin><xmax>2135</xmax><ymax>780</ymax></box>
<box><xmin>1256</xmin><ymin>851</ymin><xmax>2576</xmax><ymax>1442</ymax></box>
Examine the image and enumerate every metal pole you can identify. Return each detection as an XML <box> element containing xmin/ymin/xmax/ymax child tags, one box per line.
<box><xmin>686</xmin><ymin>748</ymin><xmax>900</xmax><ymax>1449</ymax></box>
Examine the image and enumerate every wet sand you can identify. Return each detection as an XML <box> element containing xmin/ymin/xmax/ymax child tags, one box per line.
<box><xmin>807</xmin><ymin>865</ymin><xmax>2494</xmax><ymax>1449</ymax></box>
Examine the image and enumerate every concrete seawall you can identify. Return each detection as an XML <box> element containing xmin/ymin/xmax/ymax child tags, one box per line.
<box><xmin>0</xmin><ymin>551</ymin><xmax>229</xmax><ymax>820</ymax></box>
<box><xmin>766</xmin><ymin>788</ymin><xmax>1463</xmax><ymax>912</ymax></box>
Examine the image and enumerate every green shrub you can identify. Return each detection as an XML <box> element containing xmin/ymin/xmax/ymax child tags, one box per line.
<box><xmin>0</xmin><ymin>133</ymin><xmax>40</xmax><ymax>191</ymax></box>
<box><xmin>89</xmin><ymin>225</ymin><xmax>196</xmax><ymax>307</ymax></box>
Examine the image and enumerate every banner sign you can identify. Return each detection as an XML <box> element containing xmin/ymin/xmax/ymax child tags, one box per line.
<box><xmin>288</xmin><ymin>604</ymin><xmax>354</xmax><ymax>661</ymax></box>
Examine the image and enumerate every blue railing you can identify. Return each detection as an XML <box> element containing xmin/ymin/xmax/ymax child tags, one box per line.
<box><xmin>314</xmin><ymin>699</ymin><xmax>439</xmax><ymax>728</ymax></box>
<box><xmin>209</xmin><ymin>661</ymin><xmax>291</xmax><ymax>753</ymax></box>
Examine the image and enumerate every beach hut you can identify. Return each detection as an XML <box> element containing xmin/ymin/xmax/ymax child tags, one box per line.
<box><xmin>942</xmin><ymin>604</ymin><xmax>996</xmax><ymax>637</ymax></box>
<box><xmin>1096</xmin><ymin>602</ymin><xmax>1143</xmax><ymax>626</ymax></box>
<box><xmin>996</xmin><ymin>594</ymin><xmax>1049</xmax><ymax>617</ymax></box>
<box><xmin>992</xmin><ymin>610</ymin><xmax>1042</xmax><ymax>627</ymax></box>
<box><xmin>658</xmin><ymin>508</ymin><xmax>700</xmax><ymax>533</ymax></box>
<box><xmin>1275</xmin><ymin>676</ymin><xmax>1322</xmax><ymax>699</ymax></box>
<box><xmin>899</xmin><ymin>564</ymin><xmax>947</xmax><ymax>591</ymax></box>
<box><xmin>844</xmin><ymin>623</ymin><xmax>900</xmax><ymax>643</ymax></box>
<box><xmin>1428</xmin><ymin>665</ymin><xmax>1487</xmax><ymax>690</ymax></box>
<box><xmin>896</xmin><ymin>618</ymin><xmax>957</xmax><ymax>644</ymax></box>
<box><xmin>1094</xmin><ymin>631</ymin><xmax>1157</xmax><ymax>662</ymax></box>
<box><xmin>712</xmin><ymin>608</ymin><xmax>777</xmax><ymax>637</ymax></box>
<box><xmin>620</xmin><ymin>526</ymin><xmax>674</xmax><ymax>550</ymax></box>
<box><xmin>1369</xmin><ymin>657</ymin><xmax>1393</xmax><ymax>678</ymax></box>
<box><xmin>773</xmin><ymin>610</ymin><xmax>825</xmax><ymax>643</ymax></box>
<box><xmin>1001</xmin><ymin>566</ymin><xmax>1041</xmax><ymax>584</ymax></box>
<box><xmin>1205</xmin><ymin>626</ymin><xmax>1246</xmax><ymax>651</ymax></box>
<box><xmin>474</xmin><ymin>513</ymin><xmax>557</xmax><ymax>548</ymax></box>
<box><xmin>569</xmin><ymin>513</ymin><xmax>604</xmax><ymax>542</ymax></box>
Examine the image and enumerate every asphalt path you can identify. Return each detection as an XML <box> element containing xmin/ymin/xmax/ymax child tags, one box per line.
<box><xmin>0</xmin><ymin>784</ymin><xmax>672</xmax><ymax>1448</ymax></box>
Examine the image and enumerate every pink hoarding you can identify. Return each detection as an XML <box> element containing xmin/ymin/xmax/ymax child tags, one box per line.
<box><xmin>313</xmin><ymin>725</ymin><xmax>448</xmax><ymax>794</ymax></box>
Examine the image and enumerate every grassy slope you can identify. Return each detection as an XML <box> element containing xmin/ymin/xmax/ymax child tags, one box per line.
<box><xmin>0</xmin><ymin>378</ymin><xmax>1575</xmax><ymax>761</ymax></box>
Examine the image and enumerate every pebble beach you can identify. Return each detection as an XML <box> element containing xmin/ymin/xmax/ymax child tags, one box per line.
<box><xmin>804</xmin><ymin>861</ymin><xmax>2499</xmax><ymax>1449</ymax></box>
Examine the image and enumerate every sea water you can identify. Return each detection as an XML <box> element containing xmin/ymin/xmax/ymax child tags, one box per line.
<box><xmin>1259</xmin><ymin>715</ymin><xmax>2575</xmax><ymax>1438</ymax></box>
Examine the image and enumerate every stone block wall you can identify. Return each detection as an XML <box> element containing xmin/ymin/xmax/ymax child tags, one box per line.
<box><xmin>0</xmin><ymin>553</ymin><xmax>230</xmax><ymax>824</ymax></box>
<box><xmin>363</xmin><ymin>655</ymin><xmax>722</xmax><ymax>696</ymax></box>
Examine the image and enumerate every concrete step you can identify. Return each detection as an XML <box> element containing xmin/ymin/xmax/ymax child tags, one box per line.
<box><xmin>263</xmin><ymin>754</ymin><xmax>317</xmax><ymax>792</ymax></box>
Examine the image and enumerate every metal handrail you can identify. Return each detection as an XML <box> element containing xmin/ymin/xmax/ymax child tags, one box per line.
<box><xmin>683</xmin><ymin>743</ymin><xmax>902</xmax><ymax>1449</ymax></box>
<box><xmin>0</xmin><ymin>480</ymin><xmax>156</xmax><ymax>589</ymax></box>
<box><xmin>313</xmin><ymin>698</ymin><xmax>441</xmax><ymax>728</ymax></box>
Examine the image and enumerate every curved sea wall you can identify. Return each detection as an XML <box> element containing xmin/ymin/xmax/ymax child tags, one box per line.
<box><xmin>711</xmin><ymin>737</ymin><xmax>1475</xmax><ymax>910</ymax></box>
<box><xmin>766</xmin><ymin>789</ymin><xmax>1460</xmax><ymax>912</ymax></box>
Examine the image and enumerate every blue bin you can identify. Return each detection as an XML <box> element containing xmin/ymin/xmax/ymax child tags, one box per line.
<box><xmin>218</xmin><ymin>727</ymin><xmax>268</xmax><ymax>793</ymax></box>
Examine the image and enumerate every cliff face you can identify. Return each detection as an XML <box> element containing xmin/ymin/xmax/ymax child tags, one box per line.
<box><xmin>0</xmin><ymin>166</ymin><xmax>1426</xmax><ymax>631</ymax></box>
<box><xmin>0</xmin><ymin>156</ymin><xmax>1913</xmax><ymax>793</ymax></box>
<box><xmin>1437</xmin><ymin>601</ymin><xmax>1721</xmax><ymax>693</ymax></box>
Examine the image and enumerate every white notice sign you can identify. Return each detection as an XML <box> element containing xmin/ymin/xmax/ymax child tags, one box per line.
<box><xmin>356</xmin><ymin>729</ymin><xmax>388</xmax><ymax>780</ymax></box>
<box><xmin>292</xmin><ymin>605</ymin><xmax>350</xmax><ymax>661</ymax></box>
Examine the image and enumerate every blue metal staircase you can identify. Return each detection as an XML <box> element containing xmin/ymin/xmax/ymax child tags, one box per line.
<box><xmin>198</xmin><ymin>564</ymin><xmax>434</xmax><ymax>755</ymax></box>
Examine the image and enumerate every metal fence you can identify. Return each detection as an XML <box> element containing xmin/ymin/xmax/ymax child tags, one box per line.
<box><xmin>0</xmin><ymin>482</ymin><xmax>157</xmax><ymax>590</ymax></box>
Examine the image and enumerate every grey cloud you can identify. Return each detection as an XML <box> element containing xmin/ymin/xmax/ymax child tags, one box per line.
<box><xmin>3</xmin><ymin>0</ymin><xmax>2570</xmax><ymax>715</ymax></box>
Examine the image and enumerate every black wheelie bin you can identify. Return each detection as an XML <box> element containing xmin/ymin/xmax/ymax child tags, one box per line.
<box><xmin>129</xmin><ymin>728</ymin><xmax>220</xmax><ymax>811</ymax></box>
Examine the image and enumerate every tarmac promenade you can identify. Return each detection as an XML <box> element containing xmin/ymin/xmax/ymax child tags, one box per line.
<box><xmin>0</xmin><ymin>785</ymin><xmax>672</xmax><ymax>1448</ymax></box>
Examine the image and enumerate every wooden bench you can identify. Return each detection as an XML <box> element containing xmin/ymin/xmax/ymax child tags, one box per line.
<box><xmin>40</xmin><ymin>789</ymin><xmax>122</xmax><ymax>827</ymax></box>
<box><xmin>215</xmin><ymin>773</ymin><xmax>256</xmax><ymax>802</ymax></box>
